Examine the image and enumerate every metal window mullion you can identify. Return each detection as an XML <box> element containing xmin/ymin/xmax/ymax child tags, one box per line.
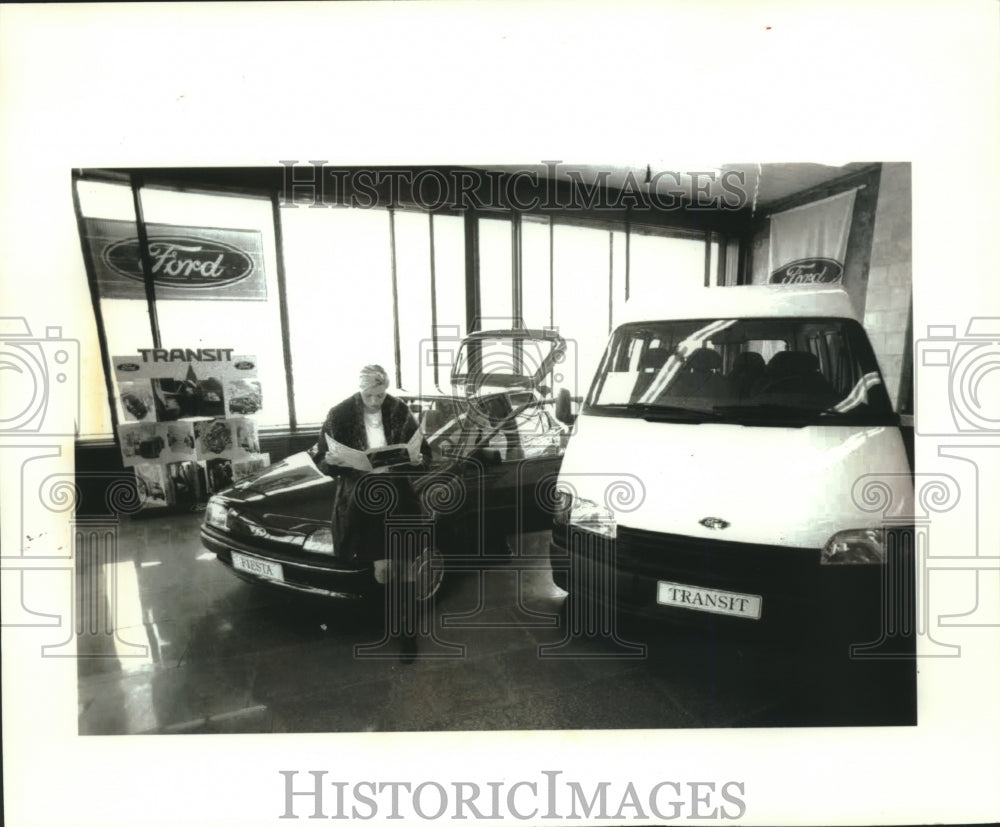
<box><xmin>388</xmin><ymin>206</ymin><xmax>402</xmax><ymax>389</ymax></box>
<box><xmin>511</xmin><ymin>213</ymin><xmax>523</xmax><ymax>328</ymax></box>
<box><xmin>624</xmin><ymin>211</ymin><xmax>631</xmax><ymax>302</ymax></box>
<box><xmin>703</xmin><ymin>231</ymin><xmax>712</xmax><ymax>288</ymax></box>
<box><xmin>608</xmin><ymin>231</ymin><xmax>614</xmax><ymax>334</ymax></box>
<box><xmin>464</xmin><ymin>210</ymin><xmax>480</xmax><ymax>333</ymax></box>
<box><xmin>270</xmin><ymin>192</ymin><xmax>297</xmax><ymax>430</ymax></box>
<box><xmin>548</xmin><ymin>216</ymin><xmax>554</xmax><ymax>328</ymax></box>
<box><xmin>129</xmin><ymin>174</ymin><xmax>161</xmax><ymax>348</ymax></box>
<box><xmin>428</xmin><ymin>212</ymin><xmax>439</xmax><ymax>388</ymax></box>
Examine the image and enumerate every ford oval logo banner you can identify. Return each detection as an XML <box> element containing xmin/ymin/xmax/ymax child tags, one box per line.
<box><xmin>768</xmin><ymin>187</ymin><xmax>857</xmax><ymax>286</ymax></box>
<box><xmin>82</xmin><ymin>218</ymin><xmax>267</xmax><ymax>301</ymax></box>
<box><xmin>699</xmin><ymin>517</ymin><xmax>730</xmax><ymax>530</ymax></box>
<box><xmin>769</xmin><ymin>257</ymin><xmax>844</xmax><ymax>284</ymax></box>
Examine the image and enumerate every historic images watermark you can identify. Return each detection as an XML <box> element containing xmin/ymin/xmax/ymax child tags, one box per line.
<box><xmin>278</xmin><ymin>770</ymin><xmax>747</xmax><ymax>821</ymax></box>
<box><xmin>277</xmin><ymin>161</ymin><xmax>751</xmax><ymax>212</ymax></box>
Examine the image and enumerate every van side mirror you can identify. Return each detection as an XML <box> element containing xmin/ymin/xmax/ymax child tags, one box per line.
<box><xmin>555</xmin><ymin>388</ymin><xmax>578</xmax><ymax>426</ymax></box>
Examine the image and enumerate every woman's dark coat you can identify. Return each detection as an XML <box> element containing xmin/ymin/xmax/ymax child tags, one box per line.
<box><xmin>310</xmin><ymin>393</ymin><xmax>431</xmax><ymax>562</ymax></box>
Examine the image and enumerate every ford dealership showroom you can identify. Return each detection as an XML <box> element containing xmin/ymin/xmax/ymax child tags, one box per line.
<box><xmin>36</xmin><ymin>162</ymin><xmax>924</xmax><ymax>734</ymax></box>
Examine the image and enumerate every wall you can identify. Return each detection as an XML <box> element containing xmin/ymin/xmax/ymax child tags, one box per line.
<box><xmin>863</xmin><ymin>162</ymin><xmax>913</xmax><ymax>410</ymax></box>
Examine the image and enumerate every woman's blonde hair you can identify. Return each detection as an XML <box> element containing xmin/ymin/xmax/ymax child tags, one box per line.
<box><xmin>359</xmin><ymin>364</ymin><xmax>389</xmax><ymax>388</ymax></box>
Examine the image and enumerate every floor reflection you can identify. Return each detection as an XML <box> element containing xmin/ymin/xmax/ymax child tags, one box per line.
<box><xmin>77</xmin><ymin>512</ymin><xmax>915</xmax><ymax>735</ymax></box>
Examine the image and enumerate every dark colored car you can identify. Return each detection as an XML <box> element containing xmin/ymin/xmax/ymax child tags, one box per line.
<box><xmin>200</xmin><ymin>389</ymin><xmax>568</xmax><ymax>602</ymax></box>
<box><xmin>228</xmin><ymin>393</ymin><xmax>261</xmax><ymax>414</ymax></box>
<box><xmin>201</xmin><ymin>329</ymin><xmax>572</xmax><ymax>603</ymax></box>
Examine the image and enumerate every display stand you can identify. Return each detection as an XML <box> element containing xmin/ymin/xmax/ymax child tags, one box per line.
<box><xmin>111</xmin><ymin>349</ymin><xmax>270</xmax><ymax>512</ymax></box>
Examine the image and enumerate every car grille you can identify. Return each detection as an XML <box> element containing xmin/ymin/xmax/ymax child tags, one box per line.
<box><xmin>560</xmin><ymin>524</ymin><xmax>822</xmax><ymax>613</ymax></box>
<box><xmin>615</xmin><ymin>525</ymin><xmax>819</xmax><ymax>586</ymax></box>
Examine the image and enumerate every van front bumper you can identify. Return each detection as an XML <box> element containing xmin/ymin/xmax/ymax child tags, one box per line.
<box><xmin>548</xmin><ymin>524</ymin><xmax>914</xmax><ymax>647</ymax></box>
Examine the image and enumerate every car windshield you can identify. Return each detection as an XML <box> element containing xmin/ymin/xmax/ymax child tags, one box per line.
<box><xmin>585</xmin><ymin>317</ymin><xmax>895</xmax><ymax>424</ymax></box>
<box><xmin>419</xmin><ymin>392</ymin><xmax>562</xmax><ymax>461</ymax></box>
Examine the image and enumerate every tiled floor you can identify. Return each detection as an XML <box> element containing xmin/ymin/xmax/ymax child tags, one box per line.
<box><xmin>77</xmin><ymin>512</ymin><xmax>916</xmax><ymax>735</ymax></box>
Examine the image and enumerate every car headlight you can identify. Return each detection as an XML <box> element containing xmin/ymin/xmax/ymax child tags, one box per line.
<box><xmin>566</xmin><ymin>495</ymin><xmax>617</xmax><ymax>539</ymax></box>
<box><xmin>304</xmin><ymin>527</ymin><xmax>335</xmax><ymax>555</ymax></box>
<box><xmin>205</xmin><ymin>497</ymin><xmax>231</xmax><ymax>531</ymax></box>
<box><xmin>821</xmin><ymin>528</ymin><xmax>885</xmax><ymax>565</ymax></box>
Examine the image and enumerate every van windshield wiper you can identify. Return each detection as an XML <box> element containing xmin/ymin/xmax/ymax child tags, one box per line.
<box><xmin>624</xmin><ymin>403</ymin><xmax>721</xmax><ymax>423</ymax></box>
<box><xmin>711</xmin><ymin>403</ymin><xmax>836</xmax><ymax>426</ymax></box>
<box><xmin>712</xmin><ymin>404</ymin><xmax>896</xmax><ymax>426</ymax></box>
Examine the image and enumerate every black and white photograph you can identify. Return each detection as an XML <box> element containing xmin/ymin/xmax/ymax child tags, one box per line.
<box><xmin>1</xmin><ymin>3</ymin><xmax>998</xmax><ymax>827</ymax></box>
<box><xmin>76</xmin><ymin>160</ymin><xmax>918</xmax><ymax>733</ymax></box>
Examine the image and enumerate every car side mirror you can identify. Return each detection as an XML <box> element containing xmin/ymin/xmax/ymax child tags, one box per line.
<box><xmin>555</xmin><ymin>388</ymin><xmax>578</xmax><ymax>426</ymax></box>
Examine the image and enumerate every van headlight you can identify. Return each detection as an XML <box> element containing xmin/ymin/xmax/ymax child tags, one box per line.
<box><xmin>205</xmin><ymin>497</ymin><xmax>231</xmax><ymax>531</ymax></box>
<box><xmin>558</xmin><ymin>495</ymin><xmax>617</xmax><ymax>540</ymax></box>
<box><xmin>821</xmin><ymin>528</ymin><xmax>885</xmax><ymax>565</ymax></box>
<box><xmin>304</xmin><ymin>527</ymin><xmax>335</xmax><ymax>555</ymax></box>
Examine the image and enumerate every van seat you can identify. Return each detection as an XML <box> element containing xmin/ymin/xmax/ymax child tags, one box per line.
<box><xmin>727</xmin><ymin>351</ymin><xmax>766</xmax><ymax>398</ymax></box>
<box><xmin>757</xmin><ymin>350</ymin><xmax>835</xmax><ymax>398</ymax></box>
<box><xmin>666</xmin><ymin>348</ymin><xmax>730</xmax><ymax>399</ymax></box>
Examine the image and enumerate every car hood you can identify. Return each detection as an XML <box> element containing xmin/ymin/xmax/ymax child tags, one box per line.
<box><xmin>215</xmin><ymin>452</ymin><xmax>333</xmax><ymax>509</ymax></box>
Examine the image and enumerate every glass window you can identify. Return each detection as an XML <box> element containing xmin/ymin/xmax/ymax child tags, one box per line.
<box><xmin>393</xmin><ymin>210</ymin><xmax>434</xmax><ymax>394</ymax></box>
<box><xmin>552</xmin><ymin>223</ymin><xmax>611</xmax><ymax>398</ymax></box>
<box><xmin>428</xmin><ymin>214</ymin><xmax>466</xmax><ymax>392</ymax></box>
<box><xmin>477</xmin><ymin>217</ymin><xmax>513</xmax><ymax>328</ymax></box>
<box><xmin>521</xmin><ymin>215</ymin><xmax>552</xmax><ymax>330</ymax></box>
<box><xmin>75</xmin><ymin>180</ymin><xmax>154</xmax><ymax>436</ymax></box>
<box><xmin>140</xmin><ymin>188</ymin><xmax>290</xmax><ymax>428</ymax></box>
<box><xmin>629</xmin><ymin>231</ymin><xmax>707</xmax><ymax>299</ymax></box>
<box><xmin>281</xmin><ymin>205</ymin><xmax>394</xmax><ymax>426</ymax></box>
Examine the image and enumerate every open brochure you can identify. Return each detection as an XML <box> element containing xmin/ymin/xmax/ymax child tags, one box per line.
<box><xmin>324</xmin><ymin>428</ymin><xmax>423</xmax><ymax>473</ymax></box>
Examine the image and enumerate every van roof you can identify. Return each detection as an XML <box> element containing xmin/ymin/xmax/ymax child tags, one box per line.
<box><xmin>615</xmin><ymin>284</ymin><xmax>859</xmax><ymax>325</ymax></box>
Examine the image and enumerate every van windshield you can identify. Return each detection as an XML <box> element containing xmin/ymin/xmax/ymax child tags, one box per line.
<box><xmin>585</xmin><ymin>317</ymin><xmax>896</xmax><ymax>425</ymax></box>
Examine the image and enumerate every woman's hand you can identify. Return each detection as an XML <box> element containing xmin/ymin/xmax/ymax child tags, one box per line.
<box><xmin>324</xmin><ymin>449</ymin><xmax>348</xmax><ymax>467</ymax></box>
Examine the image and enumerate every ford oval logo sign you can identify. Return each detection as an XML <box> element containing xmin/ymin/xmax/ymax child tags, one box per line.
<box><xmin>103</xmin><ymin>236</ymin><xmax>255</xmax><ymax>289</ymax></box>
<box><xmin>117</xmin><ymin>362</ymin><xmax>140</xmax><ymax>372</ymax></box>
<box><xmin>234</xmin><ymin>360</ymin><xmax>255</xmax><ymax>370</ymax></box>
<box><xmin>769</xmin><ymin>257</ymin><xmax>843</xmax><ymax>285</ymax></box>
<box><xmin>699</xmin><ymin>517</ymin><xmax>730</xmax><ymax>530</ymax></box>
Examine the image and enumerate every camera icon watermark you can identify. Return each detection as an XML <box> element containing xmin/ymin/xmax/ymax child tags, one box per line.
<box><xmin>915</xmin><ymin>318</ymin><xmax>1000</xmax><ymax>435</ymax></box>
<box><xmin>415</xmin><ymin>319</ymin><xmax>579</xmax><ymax>441</ymax></box>
<box><xmin>0</xmin><ymin>316</ymin><xmax>80</xmax><ymax>436</ymax></box>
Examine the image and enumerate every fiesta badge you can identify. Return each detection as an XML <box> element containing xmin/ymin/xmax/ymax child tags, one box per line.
<box><xmin>699</xmin><ymin>517</ymin><xmax>730</xmax><ymax>530</ymax></box>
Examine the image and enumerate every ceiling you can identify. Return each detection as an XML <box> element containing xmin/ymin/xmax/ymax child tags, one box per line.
<box><xmin>722</xmin><ymin>162</ymin><xmax>874</xmax><ymax>206</ymax></box>
<box><xmin>518</xmin><ymin>161</ymin><xmax>875</xmax><ymax>210</ymax></box>
<box><xmin>101</xmin><ymin>161</ymin><xmax>878</xmax><ymax>215</ymax></box>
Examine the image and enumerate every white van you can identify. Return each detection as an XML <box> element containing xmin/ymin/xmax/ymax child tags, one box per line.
<box><xmin>550</xmin><ymin>285</ymin><xmax>914</xmax><ymax>644</ymax></box>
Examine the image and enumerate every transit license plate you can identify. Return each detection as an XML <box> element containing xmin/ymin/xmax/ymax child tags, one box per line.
<box><xmin>657</xmin><ymin>580</ymin><xmax>762</xmax><ymax>620</ymax></box>
<box><xmin>231</xmin><ymin>551</ymin><xmax>284</xmax><ymax>582</ymax></box>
